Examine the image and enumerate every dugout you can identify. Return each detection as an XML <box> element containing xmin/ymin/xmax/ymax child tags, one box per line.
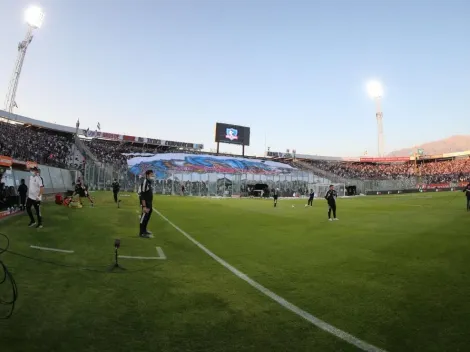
<box><xmin>346</xmin><ymin>185</ymin><xmax>356</xmax><ymax>196</ymax></box>
<box><xmin>251</xmin><ymin>183</ymin><xmax>269</xmax><ymax>197</ymax></box>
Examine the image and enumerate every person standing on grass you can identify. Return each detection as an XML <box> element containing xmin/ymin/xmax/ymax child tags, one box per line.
<box><xmin>138</xmin><ymin>170</ymin><xmax>155</xmax><ymax>238</ymax></box>
<box><xmin>325</xmin><ymin>185</ymin><xmax>338</xmax><ymax>221</ymax></box>
<box><xmin>112</xmin><ymin>178</ymin><xmax>120</xmax><ymax>203</ymax></box>
<box><xmin>26</xmin><ymin>167</ymin><xmax>44</xmax><ymax>229</ymax></box>
<box><xmin>18</xmin><ymin>179</ymin><xmax>28</xmax><ymax>211</ymax></box>
<box><xmin>463</xmin><ymin>183</ymin><xmax>470</xmax><ymax>211</ymax></box>
<box><xmin>307</xmin><ymin>189</ymin><xmax>314</xmax><ymax>207</ymax></box>
<box><xmin>273</xmin><ymin>187</ymin><xmax>279</xmax><ymax>207</ymax></box>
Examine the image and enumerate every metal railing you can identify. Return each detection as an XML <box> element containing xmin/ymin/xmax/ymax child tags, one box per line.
<box><xmin>81</xmin><ymin>162</ymin><xmax>428</xmax><ymax>196</ymax></box>
<box><xmin>82</xmin><ymin>163</ymin><xmax>337</xmax><ymax>197</ymax></box>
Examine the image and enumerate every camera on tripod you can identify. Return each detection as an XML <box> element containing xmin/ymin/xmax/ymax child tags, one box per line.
<box><xmin>109</xmin><ymin>238</ymin><xmax>125</xmax><ymax>271</ymax></box>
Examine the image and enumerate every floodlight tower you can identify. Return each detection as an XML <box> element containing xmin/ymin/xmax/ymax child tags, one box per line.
<box><xmin>4</xmin><ymin>6</ymin><xmax>45</xmax><ymax>113</ymax></box>
<box><xmin>367</xmin><ymin>80</ymin><xmax>384</xmax><ymax>157</ymax></box>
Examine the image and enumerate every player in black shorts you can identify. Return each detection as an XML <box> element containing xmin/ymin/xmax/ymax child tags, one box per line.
<box><xmin>138</xmin><ymin>170</ymin><xmax>155</xmax><ymax>238</ymax></box>
<box><xmin>325</xmin><ymin>185</ymin><xmax>338</xmax><ymax>221</ymax></box>
<box><xmin>73</xmin><ymin>178</ymin><xmax>94</xmax><ymax>207</ymax></box>
<box><xmin>307</xmin><ymin>189</ymin><xmax>314</xmax><ymax>206</ymax></box>
<box><xmin>272</xmin><ymin>187</ymin><xmax>279</xmax><ymax>207</ymax></box>
<box><xmin>112</xmin><ymin>179</ymin><xmax>120</xmax><ymax>203</ymax></box>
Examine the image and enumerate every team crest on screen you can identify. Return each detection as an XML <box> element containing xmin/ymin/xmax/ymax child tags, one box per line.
<box><xmin>225</xmin><ymin>128</ymin><xmax>238</xmax><ymax>141</ymax></box>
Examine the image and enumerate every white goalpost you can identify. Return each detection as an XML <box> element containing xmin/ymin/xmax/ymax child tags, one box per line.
<box><xmin>309</xmin><ymin>183</ymin><xmax>346</xmax><ymax>198</ymax></box>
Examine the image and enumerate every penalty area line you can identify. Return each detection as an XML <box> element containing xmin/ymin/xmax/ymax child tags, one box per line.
<box><xmin>119</xmin><ymin>247</ymin><xmax>166</xmax><ymax>260</ymax></box>
<box><xmin>30</xmin><ymin>245</ymin><xmax>74</xmax><ymax>254</ymax></box>
<box><xmin>152</xmin><ymin>207</ymin><xmax>386</xmax><ymax>352</ymax></box>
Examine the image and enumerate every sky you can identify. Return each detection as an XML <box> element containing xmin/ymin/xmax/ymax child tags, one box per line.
<box><xmin>0</xmin><ymin>0</ymin><xmax>469</xmax><ymax>157</ymax></box>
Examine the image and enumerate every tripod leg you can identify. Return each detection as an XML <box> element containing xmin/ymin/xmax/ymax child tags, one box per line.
<box><xmin>108</xmin><ymin>248</ymin><xmax>126</xmax><ymax>271</ymax></box>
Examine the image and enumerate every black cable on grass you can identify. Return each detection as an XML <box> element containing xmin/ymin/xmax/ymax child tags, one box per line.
<box><xmin>5</xmin><ymin>249</ymin><xmax>161</xmax><ymax>273</ymax></box>
<box><xmin>0</xmin><ymin>233</ymin><xmax>162</xmax><ymax>276</ymax></box>
<box><xmin>0</xmin><ymin>233</ymin><xmax>18</xmax><ymax>319</ymax></box>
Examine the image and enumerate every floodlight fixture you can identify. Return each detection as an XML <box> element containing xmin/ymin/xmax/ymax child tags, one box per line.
<box><xmin>366</xmin><ymin>80</ymin><xmax>385</xmax><ymax>157</ymax></box>
<box><xmin>4</xmin><ymin>5</ymin><xmax>45</xmax><ymax>113</ymax></box>
<box><xmin>25</xmin><ymin>6</ymin><xmax>45</xmax><ymax>29</ymax></box>
<box><xmin>366</xmin><ymin>80</ymin><xmax>383</xmax><ymax>99</ymax></box>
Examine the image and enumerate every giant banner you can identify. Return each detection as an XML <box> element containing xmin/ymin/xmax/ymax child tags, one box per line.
<box><xmin>127</xmin><ymin>153</ymin><xmax>294</xmax><ymax>179</ymax></box>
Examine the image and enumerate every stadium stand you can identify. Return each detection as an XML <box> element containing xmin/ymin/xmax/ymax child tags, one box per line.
<box><xmin>0</xmin><ymin>111</ymin><xmax>469</xmax><ymax>198</ymax></box>
<box><xmin>84</xmin><ymin>139</ymin><xmax>178</xmax><ymax>166</ymax></box>
<box><xmin>302</xmin><ymin>159</ymin><xmax>470</xmax><ymax>183</ymax></box>
<box><xmin>0</xmin><ymin>120</ymin><xmax>73</xmax><ymax>168</ymax></box>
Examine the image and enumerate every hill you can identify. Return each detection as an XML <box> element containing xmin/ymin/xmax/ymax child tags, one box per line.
<box><xmin>389</xmin><ymin>135</ymin><xmax>470</xmax><ymax>156</ymax></box>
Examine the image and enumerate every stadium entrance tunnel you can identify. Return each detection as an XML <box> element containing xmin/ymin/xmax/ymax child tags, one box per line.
<box><xmin>346</xmin><ymin>185</ymin><xmax>357</xmax><ymax>196</ymax></box>
<box><xmin>250</xmin><ymin>183</ymin><xmax>269</xmax><ymax>197</ymax></box>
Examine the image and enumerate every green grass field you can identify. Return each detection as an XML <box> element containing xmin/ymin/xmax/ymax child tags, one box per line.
<box><xmin>1</xmin><ymin>191</ymin><xmax>470</xmax><ymax>352</ymax></box>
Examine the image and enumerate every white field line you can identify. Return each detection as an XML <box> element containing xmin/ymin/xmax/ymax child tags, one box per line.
<box><xmin>119</xmin><ymin>246</ymin><xmax>166</xmax><ymax>260</ymax></box>
<box><xmin>30</xmin><ymin>245</ymin><xmax>74</xmax><ymax>254</ymax></box>
<box><xmin>152</xmin><ymin>207</ymin><xmax>386</xmax><ymax>352</ymax></box>
<box><xmin>156</xmin><ymin>246</ymin><xmax>167</xmax><ymax>260</ymax></box>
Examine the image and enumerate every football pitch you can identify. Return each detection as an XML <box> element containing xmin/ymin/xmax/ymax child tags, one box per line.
<box><xmin>1</xmin><ymin>191</ymin><xmax>470</xmax><ymax>352</ymax></box>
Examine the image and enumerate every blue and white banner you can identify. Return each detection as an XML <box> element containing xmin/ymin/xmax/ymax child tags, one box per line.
<box><xmin>127</xmin><ymin>153</ymin><xmax>295</xmax><ymax>179</ymax></box>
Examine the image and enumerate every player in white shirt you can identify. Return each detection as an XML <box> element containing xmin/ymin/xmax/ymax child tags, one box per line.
<box><xmin>26</xmin><ymin>167</ymin><xmax>44</xmax><ymax>229</ymax></box>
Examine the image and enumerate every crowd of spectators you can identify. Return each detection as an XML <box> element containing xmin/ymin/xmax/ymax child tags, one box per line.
<box><xmin>306</xmin><ymin>159</ymin><xmax>470</xmax><ymax>183</ymax></box>
<box><xmin>0</xmin><ymin>121</ymin><xmax>73</xmax><ymax>168</ymax></box>
<box><xmin>84</xmin><ymin>139</ymin><xmax>253</xmax><ymax>166</ymax></box>
<box><xmin>85</xmin><ymin>139</ymin><xmax>177</xmax><ymax>166</ymax></box>
<box><xmin>1</xmin><ymin>118</ymin><xmax>469</xmax><ymax>186</ymax></box>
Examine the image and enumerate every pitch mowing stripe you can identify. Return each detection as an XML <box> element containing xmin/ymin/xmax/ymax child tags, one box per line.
<box><xmin>153</xmin><ymin>208</ymin><xmax>386</xmax><ymax>352</ymax></box>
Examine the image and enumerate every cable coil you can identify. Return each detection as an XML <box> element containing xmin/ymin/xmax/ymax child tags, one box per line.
<box><xmin>0</xmin><ymin>233</ymin><xmax>18</xmax><ymax>319</ymax></box>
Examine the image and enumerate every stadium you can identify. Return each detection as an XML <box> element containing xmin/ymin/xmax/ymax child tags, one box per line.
<box><xmin>1</xmin><ymin>3</ymin><xmax>470</xmax><ymax>352</ymax></box>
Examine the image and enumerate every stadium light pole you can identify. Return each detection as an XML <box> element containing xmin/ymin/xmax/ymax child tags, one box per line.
<box><xmin>367</xmin><ymin>80</ymin><xmax>384</xmax><ymax>157</ymax></box>
<box><xmin>4</xmin><ymin>5</ymin><xmax>45</xmax><ymax>113</ymax></box>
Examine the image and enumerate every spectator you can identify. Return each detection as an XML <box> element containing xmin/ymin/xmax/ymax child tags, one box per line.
<box><xmin>0</xmin><ymin>121</ymin><xmax>72</xmax><ymax>168</ymax></box>
<box><xmin>304</xmin><ymin>159</ymin><xmax>470</xmax><ymax>182</ymax></box>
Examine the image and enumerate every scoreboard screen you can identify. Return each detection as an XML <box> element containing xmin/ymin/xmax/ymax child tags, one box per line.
<box><xmin>215</xmin><ymin>123</ymin><xmax>250</xmax><ymax>146</ymax></box>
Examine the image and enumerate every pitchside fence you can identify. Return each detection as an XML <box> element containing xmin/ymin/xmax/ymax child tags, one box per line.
<box><xmin>2</xmin><ymin>164</ymin><xmax>76</xmax><ymax>194</ymax></box>
<box><xmin>82</xmin><ymin>162</ymin><xmax>430</xmax><ymax>197</ymax></box>
<box><xmin>0</xmin><ymin>161</ymin><xmax>455</xmax><ymax>199</ymax></box>
<box><xmin>82</xmin><ymin>163</ymin><xmax>343</xmax><ymax>197</ymax></box>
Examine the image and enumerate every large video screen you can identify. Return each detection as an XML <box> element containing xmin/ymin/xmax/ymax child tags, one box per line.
<box><xmin>215</xmin><ymin>123</ymin><xmax>250</xmax><ymax>146</ymax></box>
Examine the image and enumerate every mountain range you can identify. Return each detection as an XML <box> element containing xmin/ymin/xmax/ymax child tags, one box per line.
<box><xmin>389</xmin><ymin>135</ymin><xmax>470</xmax><ymax>157</ymax></box>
